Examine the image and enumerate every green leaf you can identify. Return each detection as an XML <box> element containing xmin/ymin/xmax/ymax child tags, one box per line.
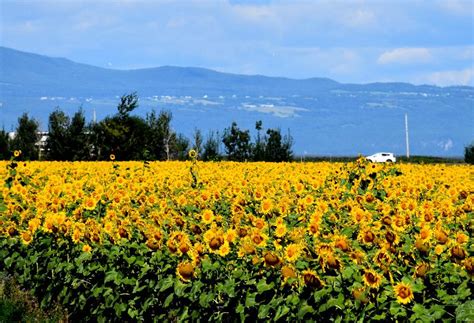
<box><xmin>258</xmin><ymin>304</ymin><xmax>271</xmax><ymax>319</ymax></box>
<box><xmin>236</xmin><ymin>303</ymin><xmax>245</xmax><ymax>314</ymax></box>
<box><xmin>114</xmin><ymin>302</ymin><xmax>127</xmax><ymax>316</ymax></box>
<box><xmin>297</xmin><ymin>303</ymin><xmax>314</xmax><ymax>319</ymax></box>
<box><xmin>174</xmin><ymin>280</ymin><xmax>188</xmax><ymax>297</ymax></box>
<box><xmin>199</xmin><ymin>292</ymin><xmax>215</xmax><ymax>308</ymax></box>
<box><xmin>246</xmin><ymin>292</ymin><xmax>257</xmax><ymax>308</ymax></box>
<box><xmin>371</xmin><ymin>313</ymin><xmax>386</xmax><ymax>320</ymax></box>
<box><xmin>274</xmin><ymin>305</ymin><xmax>290</xmax><ymax>320</ymax></box>
<box><xmin>456</xmin><ymin>300</ymin><xmax>474</xmax><ymax>322</ymax></box>
<box><xmin>287</xmin><ymin>294</ymin><xmax>299</xmax><ymax>306</ymax></box>
<box><xmin>127</xmin><ymin>308</ymin><xmax>137</xmax><ymax>319</ymax></box>
<box><xmin>390</xmin><ymin>302</ymin><xmax>401</xmax><ymax>316</ymax></box>
<box><xmin>4</xmin><ymin>257</ymin><xmax>13</xmax><ymax>267</ymax></box>
<box><xmin>257</xmin><ymin>279</ymin><xmax>274</xmax><ymax>294</ymax></box>
<box><xmin>429</xmin><ymin>304</ymin><xmax>445</xmax><ymax>320</ymax></box>
<box><xmin>457</xmin><ymin>281</ymin><xmax>472</xmax><ymax>300</ymax></box>
<box><xmin>164</xmin><ymin>293</ymin><xmax>174</xmax><ymax>308</ymax></box>
<box><xmin>104</xmin><ymin>270</ymin><xmax>118</xmax><ymax>284</ymax></box>
<box><xmin>159</xmin><ymin>276</ymin><xmax>174</xmax><ymax>292</ymax></box>
<box><xmin>342</xmin><ymin>266</ymin><xmax>354</xmax><ymax>279</ymax></box>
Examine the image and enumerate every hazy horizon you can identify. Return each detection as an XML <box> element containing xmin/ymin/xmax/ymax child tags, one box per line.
<box><xmin>1</xmin><ymin>0</ymin><xmax>473</xmax><ymax>86</ymax></box>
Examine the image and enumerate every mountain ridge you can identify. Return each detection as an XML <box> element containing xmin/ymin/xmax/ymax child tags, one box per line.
<box><xmin>3</xmin><ymin>46</ymin><xmax>470</xmax><ymax>90</ymax></box>
<box><xmin>1</xmin><ymin>46</ymin><xmax>473</xmax><ymax>157</ymax></box>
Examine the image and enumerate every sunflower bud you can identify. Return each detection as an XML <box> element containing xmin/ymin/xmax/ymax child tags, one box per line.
<box><xmin>451</xmin><ymin>245</ymin><xmax>466</xmax><ymax>260</ymax></box>
<box><xmin>415</xmin><ymin>263</ymin><xmax>430</xmax><ymax>278</ymax></box>
<box><xmin>264</xmin><ymin>252</ymin><xmax>280</xmax><ymax>266</ymax></box>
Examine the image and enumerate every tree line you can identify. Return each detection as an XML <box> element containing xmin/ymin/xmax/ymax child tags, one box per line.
<box><xmin>0</xmin><ymin>93</ymin><xmax>293</xmax><ymax>162</ymax></box>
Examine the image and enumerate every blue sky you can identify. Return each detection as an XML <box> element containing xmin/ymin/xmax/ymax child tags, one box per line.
<box><xmin>1</xmin><ymin>0</ymin><xmax>473</xmax><ymax>86</ymax></box>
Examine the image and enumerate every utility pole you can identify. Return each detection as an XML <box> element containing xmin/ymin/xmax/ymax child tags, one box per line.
<box><xmin>405</xmin><ymin>113</ymin><xmax>410</xmax><ymax>159</ymax></box>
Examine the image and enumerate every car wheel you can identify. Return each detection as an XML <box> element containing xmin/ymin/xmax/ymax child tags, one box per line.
<box><xmin>386</xmin><ymin>159</ymin><xmax>392</xmax><ymax>163</ymax></box>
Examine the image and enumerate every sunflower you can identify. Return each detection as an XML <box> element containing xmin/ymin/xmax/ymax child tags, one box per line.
<box><xmin>13</xmin><ymin>150</ymin><xmax>21</xmax><ymax>157</ymax></box>
<box><xmin>464</xmin><ymin>257</ymin><xmax>474</xmax><ymax>276</ymax></box>
<box><xmin>263</xmin><ymin>251</ymin><xmax>280</xmax><ymax>267</ymax></box>
<box><xmin>363</xmin><ymin>269</ymin><xmax>383</xmax><ymax>289</ymax></box>
<box><xmin>374</xmin><ymin>249</ymin><xmax>392</xmax><ymax>269</ymax></box>
<box><xmin>302</xmin><ymin>269</ymin><xmax>324</xmax><ymax>289</ymax></box>
<box><xmin>109</xmin><ymin>154</ymin><xmax>116</xmax><ymax>161</ymax></box>
<box><xmin>274</xmin><ymin>224</ymin><xmax>287</xmax><ymax>238</ymax></box>
<box><xmin>225</xmin><ymin>229</ymin><xmax>238</xmax><ymax>243</ymax></box>
<box><xmin>28</xmin><ymin>218</ymin><xmax>41</xmax><ymax>233</ymax></box>
<box><xmin>415</xmin><ymin>263</ymin><xmax>430</xmax><ymax>278</ymax></box>
<box><xmin>456</xmin><ymin>232</ymin><xmax>469</xmax><ymax>244</ymax></box>
<box><xmin>419</xmin><ymin>225</ymin><xmax>432</xmax><ymax>241</ymax></box>
<box><xmin>176</xmin><ymin>261</ymin><xmax>194</xmax><ymax>282</ymax></box>
<box><xmin>218</xmin><ymin>242</ymin><xmax>231</xmax><ymax>257</ymax></box>
<box><xmin>260</xmin><ymin>199</ymin><xmax>273</xmax><ymax>215</ymax></box>
<box><xmin>83</xmin><ymin>196</ymin><xmax>98</xmax><ymax>211</ymax></box>
<box><xmin>82</xmin><ymin>244</ymin><xmax>92</xmax><ymax>253</ymax></box>
<box><xmin>358</xmin><ymin>228</ymin><xmax>376</xmax><ymax>244</ymax></box>
<box><xmin>20</xmin><ymin>231</ymin><xmax>33</xmax><ymax>245</ymax></box>
<box><xmin>307</xmin><ymin>220</ymin><xmax>320</xmax><ymax>237</ymax></box>
<box><xmin>281</xmin><ymin>265</ymin><xmax>297</xmax><ymax>283</ymax></box>
<box><xmin>393</xmin><ymin>282</ymin><xmax>414</xmax><ymax>304</ymax></box>
<box><xmin>188</xmin><ymin>149</ymin><xmax>197</xmax><ymax>159</ymax></box>
<box><xmin>250</xmin><ymin>230</ymin><xmax>268</xmax><ymax>248</ymax></box>
<box><xmin>201</xmin><ymin>209</ymin><xmax>214</xmax><ymax>224</ymax></box>
<box><xmin>352</xmin><ymin>287</ymin><xmax>369</xmax><ymax>303</ymax></box>
<box><xmin>333</xmin><ymin>234</ymin><xmax>351</xmax><ymax>252</ymax></box>
<box><xmin>284</xmin><ymin>243</ymin><xmax>302</xmax><ymax>263</ymax></box>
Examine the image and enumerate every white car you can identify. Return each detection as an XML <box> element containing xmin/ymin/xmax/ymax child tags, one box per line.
<box><xmin>366</xmin><ymin>152</ymin><xmax>396</xmax><ymax>163</ymax></box>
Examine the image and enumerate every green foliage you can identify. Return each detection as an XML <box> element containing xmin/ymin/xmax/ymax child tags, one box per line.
<box><xmin>91</xmin><ymin>114</ymin><xmax>149</xmax><ymax>160</ymax></box>
<box><xmin>202</xmin><ymin>131</ymin><xmax>221</xmax><ymax>161</ymax></box>
<box><xmin>221</xmin><ymin>121</ymin><xmax>294</xmax><ymax>162</ymax></box>
<box><xmin>264</xmin><ymin>128</ymin><xmax>293</xmax><ymax>162</ymax></box>
<box><xmin>192</xmin><ymin>128</ymin><xmax>203</xmax><ymax>157</ymax></box>
<box><xmin>45</xmin><ymin>109</ymin><xmax>69</xmax><ymax>160</ymax></box>
<box><xmin>0</xmin><ymin>129</ymin><xmax>10</xmax><ymax>160</ymax></box>
<box><xmin>222</xmin><ymin>122</ymin><xmax>252</xmax><ymax>161</ymax></box>
<box><xmin>117</xmin><ymin>92</ymin><xmax>139</xmax><ymax>117</ymax></box>
<box><xmin>464</xmin><ymin>142</ymin><xmax>474</xmax><ymax>164</ymax></box>
<box><xmin>0</xmin><ymin>274</ymin><xmax>66</xmax><ymax>322</ymax></box>
<box><xmin>10</xmin><ymin>113</ymin><xmax>39</xmax><ymax>161</ymax></box>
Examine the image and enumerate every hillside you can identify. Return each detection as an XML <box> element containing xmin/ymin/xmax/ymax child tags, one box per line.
<box><xmin>1</xmin><ymin>46</ymin><xmax>473</xmax><ymax>156</ymax></box>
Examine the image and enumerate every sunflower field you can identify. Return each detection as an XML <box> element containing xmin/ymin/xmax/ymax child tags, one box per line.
<box><xmin>0</xmin><ymin>154</ymin><xmax>473</xmax><ymax>321</ymax></box>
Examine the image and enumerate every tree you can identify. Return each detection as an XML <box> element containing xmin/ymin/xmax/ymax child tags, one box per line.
<box><xmin>0</xmin><ymin>129</ymin><xmax>10</xmax><ymax>160</ymax></box>
<box><xmin>11</xmin><ymin>113</ymin><xmax>39</xmax><ymax>160</ymax></box>
<box><xmin>222</xmin><ymin>122</ymin><xmax>252</xmax><ymax>161</ymax></box>
<box><xmin>45</xmin><ymin>109</ymin><xmax>70</xmax><ymax>160</ymax></box>
<box><xmin>253</xmin><ymin>120</ymin><xmax>265</xmax><ymax>161</ymax></box>
<box><xmin>172</xmin><ymin>134</ymin><xmax>190</xmax><ymax>160</ymax></box>
<box><xmin>202</xmin><ymin>131</ymin><xmax>221</xmax><ymax>161</ymax></box>
<box><xmin>117</xmin><ymin>92</ymin><xmax>139</xmax><ymax>118</ymax></box>
<box><xmin>68</xmin><ymin>109</ymin><xmax>89</xmax><ymax>160</ymax></box>
<box><xmin>265</xmin><ymin>128</ymin><xmax>293</xmax><ymax>162</ymax></box>
<box><xmin>192</xmin><ymin>128</ymin><xmax>203</xmax><ymax>157</ymax></box>
<box><xmin>91</xmin><ymin>93</ymin><xmax>148</xmax><ymax>160</ymax></box>
<box><xmin>146</xmin><ymin>110</ymin><xmax>174</xmax><ymax>160</ymax></box>
<box><xmin>465</xmin><ymin>142</ymin><xmax>474</xmax><ymax>164</ymax></box>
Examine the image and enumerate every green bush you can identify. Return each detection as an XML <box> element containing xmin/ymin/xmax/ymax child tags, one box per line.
<box><xmin>465</xmin><ymin>143</ymin><xmax>474</xmax><ymax>164</ymax></box>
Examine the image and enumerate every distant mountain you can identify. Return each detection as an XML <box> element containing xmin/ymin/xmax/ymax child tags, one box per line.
<box><xmin>1</xmin><ymin>46</ymin><xmax>473</xmax><ymax>156</ymax></box>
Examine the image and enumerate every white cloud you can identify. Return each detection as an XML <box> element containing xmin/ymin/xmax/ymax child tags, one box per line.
<box><xmin>437</xmin><ymin>0</ymin><xmax>474</xmax><ymax>16</ymax></box>
<box><xmin>438</xmin><ymin>139</ymin><xmax>454</xmax><ymax>151</ymax></box>
<box><xmin>377</xmin><ymin>48</ymin><xmax>432</xmax><ymax>65</ymax></box>
<box><xmin>343</xmin><ymin>9</ymin><xmax>377</xmax><ymax>27</ymax></box>
<box><xmin>422</xmin><ymin>67</ymin><xmax>474</xmax><ymax>86</ymax></box>
<box><xmin>231</xmin><ymin>4</ymin><xmax>276</xmax><ymax>22</ymax></box>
